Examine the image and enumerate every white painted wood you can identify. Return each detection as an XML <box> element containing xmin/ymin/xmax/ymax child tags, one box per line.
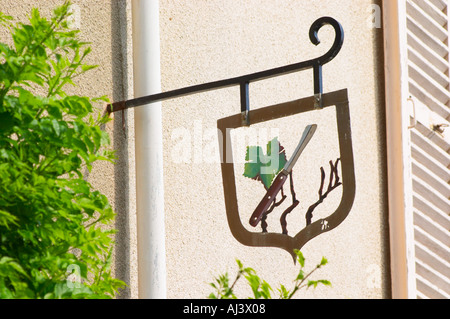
<box><xmin>383</xmin><ymin>0</ymin><xmax>418</xmax><ymax>299</ymax></box>
<box><xmin>401</xmin><ymin>0</ymin><xmax>450</xmax><ymax>299</ymax></box>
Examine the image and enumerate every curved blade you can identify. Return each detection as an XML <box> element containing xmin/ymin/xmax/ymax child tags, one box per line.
<box><xmin>284</xmin><ymin>124</ymin><xmax>317</xmax><ymax>173</ymax></box>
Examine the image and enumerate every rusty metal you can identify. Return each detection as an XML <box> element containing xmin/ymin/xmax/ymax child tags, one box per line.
<box><xmin>217</xmin><ymin>89</ymin><xmax>355</xmax><ymax>261</ymax></box>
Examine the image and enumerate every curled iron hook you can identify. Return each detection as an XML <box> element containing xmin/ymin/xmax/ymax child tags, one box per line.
<box><xmin>308</xmin><ymin>17</ymin><xmax>344</xmax><ymax>105</ymax></box>
<box><xmin>309</xmin><ymin>16</ymin><xmax>345</xmax><ymax>66</ymax></box>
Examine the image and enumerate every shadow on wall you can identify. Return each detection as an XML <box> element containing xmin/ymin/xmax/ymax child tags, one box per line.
<box><xmin>370</xmin><ymin>0</ymin><xmax>391</xmax><ymax>298</ymax></box>
<box><xmin>111</xmin><ymin>0</ymin><xmax>131</xmax><ymax>299</ymax></box>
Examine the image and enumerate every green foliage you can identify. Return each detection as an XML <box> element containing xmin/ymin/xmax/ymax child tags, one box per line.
<box><xmin>243</xmin><ymin>137</ymin><xmax>287</xmax><ymax>189</ymax></box>
<box><xmin>0</xmin><ymin>2</ymin><xmax>125</xmax><ymax>298</ymax></box>
<box><xmin>208</xmin><ymin>250</ymin><xmax>331</xmax><ymax>299</ymax></box>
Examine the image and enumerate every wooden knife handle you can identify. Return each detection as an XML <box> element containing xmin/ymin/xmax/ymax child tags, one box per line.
<box><xmin>249</xmin><ymin>171</ymin><xmax>289</xmax><ymax>227</ymax></box>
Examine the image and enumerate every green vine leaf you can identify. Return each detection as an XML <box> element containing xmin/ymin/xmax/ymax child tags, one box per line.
<box><xmin>243</xmin><ymin>137</ymin><xmax>287</xmax><ymax>189</ymax></box>
<box><xmin>208</xmin><ymin>252</ymin><xmax>330</xmax><ymax>299</ymax></box>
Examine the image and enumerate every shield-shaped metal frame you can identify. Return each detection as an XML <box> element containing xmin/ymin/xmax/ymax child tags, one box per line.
<box><xmin>217</xmin><ymin>89</ymin><xmax>355</xmax><ymax>260</ymax></box>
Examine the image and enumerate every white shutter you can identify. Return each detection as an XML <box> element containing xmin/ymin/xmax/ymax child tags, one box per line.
<box><xmin>406</xmin><ymin>0</ymin><xmax>450</xmax><ymax>299</ymax></box>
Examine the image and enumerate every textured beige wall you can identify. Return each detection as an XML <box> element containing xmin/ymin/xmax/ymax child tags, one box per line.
<box><xmin>159</xmin><ymin>0</ymin><xmax>389</xmax><ymax>299</ymax></box>
<box><xmin>1</xmin><ymin>0</ymin><xmax>390</xmax><ymax>299</ymax></box>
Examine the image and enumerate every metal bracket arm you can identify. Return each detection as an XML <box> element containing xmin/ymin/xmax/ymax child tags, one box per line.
<box><xmin>106</xmin><ymin>17</ymin><xmax>344</xmax><ymax>123</ymax></box>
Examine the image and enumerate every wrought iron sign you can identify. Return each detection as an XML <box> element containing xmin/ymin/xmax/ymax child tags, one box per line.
<box><xmin>107</xmin><ymin>17</ymin><xmax>355</xmax><ymax>260</ymax></box>
<box><xmin>217</xmin><ymin>89</ymin><xmax>355</xmax><ymax>260</ymax></box>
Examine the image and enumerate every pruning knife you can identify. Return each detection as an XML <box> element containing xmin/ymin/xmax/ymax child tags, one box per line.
<box><xmin>249</xmin><ymin>124</ymin><xmax>318</xmax><ymax>227</ymax></box>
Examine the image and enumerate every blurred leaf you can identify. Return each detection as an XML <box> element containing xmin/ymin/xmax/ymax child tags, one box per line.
<box><xmin>208</xmin><ymin>251</ymin><xmax>330</xmax><ymax>299</ymax></box>
<box><xmin>0</xmin><ymin>2</ymin><xmax>125</xmax><ymax>299</ymax></box>
<box><xmin>295</xmin><ymin>250</ymin><xmax>305</xmax><ymax>268</ymax></box>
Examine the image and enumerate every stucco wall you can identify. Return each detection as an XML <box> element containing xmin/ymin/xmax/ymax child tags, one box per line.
<box><xmin>1</xmin><ymin>0</ymin><xmax>390</xmax><ymax>299</ymax></box>
<box><xmin>159</xmin><ymin>0</ymin><xmax>389</xmax><ymax>299</ymax></box>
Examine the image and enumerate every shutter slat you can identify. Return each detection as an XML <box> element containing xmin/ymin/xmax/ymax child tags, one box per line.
<box><xmin>413</xmin><ymin>193</ymin><xmax>450</xmax><ymax>232</ymax></box>
<box><xmin>407</xmin><ymin>1</ymin><xmax>449</xmax><ymax>43</ymax></box>
<box><xmin>412</xmin><ymin>176</ymin><xmax>450</xmax><ymax>214</ymax></box>
<box><xmin>428</xmin><ymin>0</ymin><xmax>446</xmax><ymax>12</ymax></box>
<box><xmin>412</xmin><ymin>159</ymin><xmax>450</xmax><ymax>198</ymax></box>
<box><xmin>415</xmin><ymin>262</ymin><xmax>450</xmax><ymax>298</ymax></box>
<box><xmin>414</xmin><ymin>225</ymin><xmax>450</xmax><ymax>267</ymax></box>
<box><xmin>414</xmin><ymin>209</ymin><xmax>450</xmax><ymax>251</ymax></box>
<box><xmin>416</xmin><ymin>276</ymin><xmax>448</xmax><ymax>299</ymax></box>
<box><xmin>406</xmin><ymin>0</ymin><xmax>450</xmax><ymax>299</ymax></box>
<box><xmin>413</xmin><ymin>121</ymin><xmax>450</xmax><ymax>154</ymax></box>
<box><xmin>415</xmin><ymin>240</ymin><xmax>450</xmax><ymax>279</ymax></box>
<box><xmin>411</xmin><ymin>145</ymin><xmax>450</xmax><ymax>185</ymax></box>
<box><xmin>412</xmin><ymin>0</ymin><xmax>448</xmax><ymax>27</ymax></box>
<box><xmin>407</xmin><ymin>17</ymin><xmax>449</xmax><ymax>59</ymax></box>
<box><xmin>409</xmin><ymin>61</ymin><xmax>450</xmax><ymax>106</ymax></box>
<box><xmin>409</xmin><ymin>79</ymin><xmax>450</xmax><ymax>120</ymax></box>
<box><xmin>408</xmin><ymin>45</ymin><xmax>450</xmax><ymax>89</ymax></box>
<box><xmin>415</xmin><ymin>259</ymin><xmax>450</xmax><ymax>294</ymax></box>
<box><xmin>407</xmin><ymin>30</ymin><xmax>449</xmax><ymax>74</ymax></box>
<box><xmin>411</xmin><ymin>130</ymin><xmax>450</xmax><ymax>167</ymax></box>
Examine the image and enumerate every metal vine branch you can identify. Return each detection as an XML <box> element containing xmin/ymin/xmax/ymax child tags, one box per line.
<box><xmin>305</xmin><ymin>158</ymin><xmax>342</xmax><ymax>226</ymax></box>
